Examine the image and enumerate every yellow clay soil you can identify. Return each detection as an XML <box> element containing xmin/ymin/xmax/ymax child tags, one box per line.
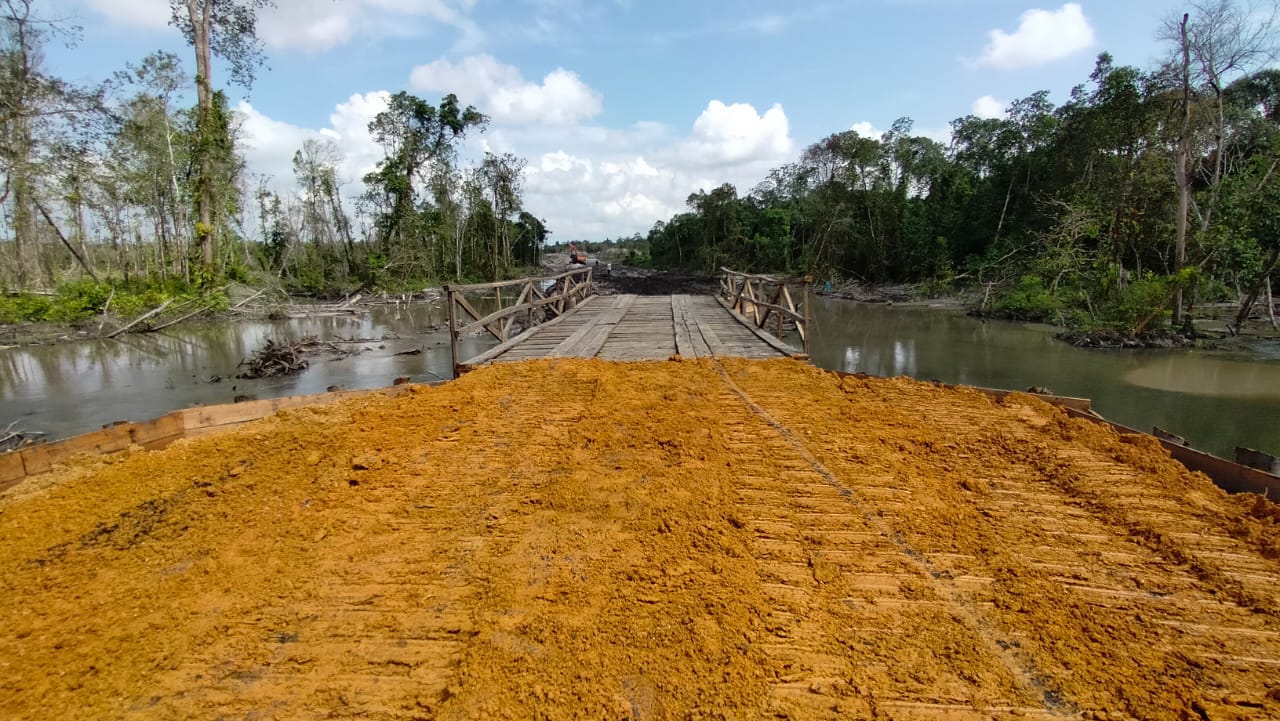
<box><xmin>2</xmin><ymin>357</ymin><xmax>1280</xmax><ymax>721</ymax></box>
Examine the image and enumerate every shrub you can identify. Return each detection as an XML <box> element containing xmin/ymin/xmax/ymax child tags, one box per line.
<box><xmin>0</xmin><ymin>294</ymin><xmax>54</xmax><ymax>324</ymax></box>
<box><xmin>990</xmin><ymin>275</ymin><xmax>1063</xmax><ymax>321</ymax></box>
<box><xmin>47</xmin><ymin>280</ymin><xmax>113</xmax><ymax>323</ymax></box>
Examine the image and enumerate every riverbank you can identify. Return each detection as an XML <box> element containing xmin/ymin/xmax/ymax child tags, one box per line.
<box><xmin>0</xmin><ymin>284</ymin><xmax>447</xmax><ymax>349</ymax></box>
<box><xmin>814</xmin><ymin>277</ymin><xmax>1280</xmax><ymax>352</ymax></box>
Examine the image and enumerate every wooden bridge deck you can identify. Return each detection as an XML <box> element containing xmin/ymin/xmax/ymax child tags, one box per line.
<box><xmin>460</xmin><ymin>294</ymin><xmax>800</xmax><ymax>369</ymax></box>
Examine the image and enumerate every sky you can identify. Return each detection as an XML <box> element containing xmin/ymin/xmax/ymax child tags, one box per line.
<box><xmin>42</xmin><ymin>0</ymin><xmax>1179</xmax><ymax>241</ymax></box>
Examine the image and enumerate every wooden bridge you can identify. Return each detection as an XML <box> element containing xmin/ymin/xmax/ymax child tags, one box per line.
<box><xmin>444</xmin><ymin>267</ymin><xmax>811</xmax><ymax>374</ymax></box>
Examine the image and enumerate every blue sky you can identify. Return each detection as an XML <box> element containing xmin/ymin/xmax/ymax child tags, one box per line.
<box><xmin>45</xmin><ymin>0</ymin><xmax>1177</xmax><ymax>240</ymax></box>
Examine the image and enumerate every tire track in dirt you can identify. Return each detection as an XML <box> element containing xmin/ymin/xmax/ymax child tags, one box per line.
<box><xmin>6</xmin><ymin>358</ymin><xmax>1280</xmax><ymax>720</ymax></box>
<box><xmin>709</xmin><ymin>366</ymin><xmax>1064</xmax><ymax>720</ymax></box>
<box><xmin>721</xmin><ymin>358</ymin><xmax>1280</xmax><ymax>720</ymax></box>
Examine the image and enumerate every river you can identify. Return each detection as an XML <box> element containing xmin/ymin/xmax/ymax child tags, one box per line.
<box><xmin>2</xmin><ymin>297</ymin><xmax>1278</xmax><ymax>460</ymax></box>
<box><xmin>807</xmin><ymin>297</ymin><xmax>1280</xmax><ymax>459</ymax></box>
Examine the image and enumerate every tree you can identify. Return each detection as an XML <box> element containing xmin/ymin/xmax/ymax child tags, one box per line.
<box><xmin>169</xmin><ymin>0</ymin><xmax>272</xmax><ymax>275</ymax></box>
<box><xmin>362</xmin><ymin>92</ymin><xmax>486</xmax><ymax>277</ymax></box>
<box><xmin>293</xmin><ymin>137</ymin><xmax>354</xmax><ymax>283</ymax></box>
<box><xmin>112</xmin><ymin>51</ymin><xmax>190</xmax><ymax>280</ymax></box>
<box><xmin>478</xmin><ymin>152</ymin><xmax>526</xmax><ymax>276</ymax></box>
<box><xmin>1158</xmin><ymin>0</ymin><xmax>1280</xmax><ymax>323</ymax></box>
<box><xmin>0</xmin><ymin>0</ymin><xmax>101</xmax><ymax>288</ymax></box>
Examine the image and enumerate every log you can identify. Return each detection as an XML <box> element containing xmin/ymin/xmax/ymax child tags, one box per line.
<box><xmin>105</xmin><ymin>298</ymin><xmax>177</xmax><ymax>338</ymax></box>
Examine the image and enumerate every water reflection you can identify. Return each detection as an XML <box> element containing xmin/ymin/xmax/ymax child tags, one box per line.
<box><xmin>1</xmin><ymin>303</ymin><xmax>496</xmax><ymax>442</ymax></box>
<box><xmin>5</xmin><ymin>296</ymin><xmax>1278</xmax><ymax>459</ymax></box>
<box><xmin>809</xmin><ymin>298</ymin><xmax>1280</xmax><ymax>458</ymax></box>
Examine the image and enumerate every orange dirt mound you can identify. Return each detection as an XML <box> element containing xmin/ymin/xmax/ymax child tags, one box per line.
<box><xmin>3</xmin><ymin>358</ymin><xmax>1280</xmax><ymax>720</ymax></box>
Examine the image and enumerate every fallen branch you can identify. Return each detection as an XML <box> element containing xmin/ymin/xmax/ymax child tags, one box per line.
<box><xmin>0</xmin><ymin>420</ymin><xmax>45</xmax><ymax>452</ymax></box>
<box><xmin>237</xmin><ymin>336</ymin><xmax>358</xmax><ymax>379</ymax></box>
<box><xmin>149</xmin><ymin>301</ymin><xmax>219</xmax><ymax>331</ymax></box>
<box><xmin>232</xmin><ymin>289</ymin><xmax>266</xmax><ymax>309</ymax></box>
<box><xmin>105</xmin><ymin>298</ymin><xmax>177</xmax><ymax>338</ymax></box>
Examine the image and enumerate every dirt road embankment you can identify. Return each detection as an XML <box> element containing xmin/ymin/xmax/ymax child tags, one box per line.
<box><xmin>3</xmin><ymin>359</ymin><xmax>1280</xmax><ymax>720</ymax></box>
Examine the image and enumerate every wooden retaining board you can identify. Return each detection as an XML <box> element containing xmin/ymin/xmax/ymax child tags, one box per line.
<box><xmin>0</xmin><ymin>383</ymin><xmax>424</xmax><ymax>493</ymax></box>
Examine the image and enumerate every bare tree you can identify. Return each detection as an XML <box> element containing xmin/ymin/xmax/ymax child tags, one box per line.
<box><xmin>1159</xmin><ymin>0</ymin><xmax>1280</xmax><ymax>323</ymax></box>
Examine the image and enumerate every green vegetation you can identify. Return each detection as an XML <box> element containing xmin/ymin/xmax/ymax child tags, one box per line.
<box><xmin>0</xmin><ymin>279</ymin><xmax>214</xmax><ymax>324</ymax></box>
<box><xmin>1</xmin><ymin>0</ymin><xmax>1277</xmax><ymax>343</ymax></box>
<box><xmin>0</xmin><ymin>0</ymin><xmax>549</xmax><ymax>319</ymax></box>
<box><xmin>643</xmin><ymin>3</ymin><xmax>1280</xmax><ymax>336</ymax></box>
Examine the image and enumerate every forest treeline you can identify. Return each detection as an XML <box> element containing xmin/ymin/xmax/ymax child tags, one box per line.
<box><xmin>4</xmin><ymin>0</ymin><xmax>1279</xmax><ymax>337</ymax></box>
<box><xmin>645</xmin><ymin>2</ymin><xmax>1280</xmax><ymax>334</ymax></box>
<box><xmin>0</xmin><ymin>0</ymin><xmax>546</xmax><ymax>324</ymax></box>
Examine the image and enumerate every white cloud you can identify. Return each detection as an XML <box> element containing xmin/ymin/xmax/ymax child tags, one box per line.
<box><xmin>970</xmin><ymin>3</ymin><xmax>1095</xmax><ymax>70</ymax></box>
<box><xmin>849</xmin><ymin>121</ymin><xmax>885</xmax><ymax>139</ymax></box>
<box><xmin>236</xmin><ymin>91</ymin><xmax>389</xmax><ymax>194</ymax></box>
<box><xmin>972</xmin><ymin>95</ymin><xmax>1008</xmax><ymax>119</ymax></box>
<box><xmin>410</xmin><ymin>54</ymin><xmax>603</xmax><ymax>125</ymax></box>
<box><xmin>84</xmin><ymin>0</ymin><xmax>169</xmax><ymax>29</ymax></box>
<box><xmin>230</xmin><ymin>52</ymin><xmax>795</xmax><ymax>240</ymax></box>
<box><xmin>681</xmin><ymin>100</ymin><xmax>793</xmax><ymax>167</ymax></box>
<box><xmin>85</xmin><ymin>0</ymin><xmax>483</xmax><ymax>52</ymax></box>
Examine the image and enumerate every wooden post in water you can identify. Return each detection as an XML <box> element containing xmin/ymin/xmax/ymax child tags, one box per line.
<box><xmin>445</xmin><ymin>286</ymin><xmax>459</xmax><ymax>377</ymax></box>
<box><xmin>802</xmin><ymin>277</ymin><xmax>812</xmax><ymax>355</ymax></box>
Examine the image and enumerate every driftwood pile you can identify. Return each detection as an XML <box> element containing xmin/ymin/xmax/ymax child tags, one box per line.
<box><xmin>237</xmin><ymin>336</ymin><xmax>357</xmax><ymax>379</ymax></box>
<box><xmin>0</xmin><ymin>421</ymin><xmax>44</xmax><ymax>452</ymax></box>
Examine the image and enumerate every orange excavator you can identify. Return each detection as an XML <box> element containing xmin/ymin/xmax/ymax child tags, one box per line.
<box><xmin>567</xmin><ymin>242</ymin><xmax>588</xmax><ymax>265</ymax></box>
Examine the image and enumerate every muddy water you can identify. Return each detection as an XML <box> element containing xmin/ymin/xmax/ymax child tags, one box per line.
<box><xmin>808</xmin><ymin>297</ymin><xmax>1280</xmax><ymax>460</ymax></box>
<box><xmin>0</xmin><ymin>303</ymin><xmax>496</xmax><ymax>443</ymax></box>
<box><xmin>3</xmin><ymin>296</ymin><xmax>1278</xmax><ymax>460</ymax></box>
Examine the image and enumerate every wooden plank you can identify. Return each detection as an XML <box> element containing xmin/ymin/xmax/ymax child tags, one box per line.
<box><xmin>553</xmin><ymin>295</ymin><xmax>635</xmax><ymax>358</ymax></box>
<box><xmin>457</xmin><ymin>294</ymin><xmax>568</xmax><ymax>338</ymax></box>
<box><xmin>713</xmin><ymin>297</ymin><xmax>800</xmax><ymax>356</ymax></box>
<box><xmin>2</xmin><ymin>383</ymin><xmax>437</xmax><ymax>491</ymax></box>
<box><xmin>17</xmin><ymin>444</ymin><xmax>54</xmax><ymax>477</ymax></box>
<box><xmin>1236</xmin><ymin>447</ymin><xmax>1280</xmax><ymax>475</ymax></box>
<box><xmin>1062</xmin><ymin>408</ymin><xmax>1280</xmax><ymax>496</ymax></box>
<box><xmin>453</xmin><ymin>293</ymin><xmax>504</xmax><ymax>341</ymax></box>
<box><xmin>459</xmin><ymin>295</ymin><xmax>599</xmax><ymax>368</ymax></box>
<box><xmin>672</xmin><ymin>295</ymin><xmax>711</xmax><ymax>358</ymax></box>
<box><xmin>693</xmin><ymin>312</ymin><xmax>729</xmax><ymax>356</ymax></box>
<box><xmin>0</xmin><ymin>451</ymin><xmax>27</xmax><ymax>491</ymax></box>
<box><xmin>672</xmin><ymin>295</ymin><xmax>695</xmax><ymax>357</ymax></box>
<box><xmin>129</xmin><ymin>412</ymin><xmax>186</xmax><ymax>450</ymax></box>
<box><xmin>182</xmin><ymin>386</ymin><xmax>399</xmax><ymax>431</ymax></box>
<box><xmin>574</xmin><ymin>295</ymin><xmax>637</xmax><ymax>358</ymax></box>
<box><xmin>446</xmin><ymin>290</ymin><xmax>460</xmax><ymax>374</ymax></box>
<box><xmin>549</xmin><ymin>297</ymin><xmax>619</xmax><ymax>357</ymax></box>
<box><xmin>445</xmin><ymin>267</ymin><xmax>588</xmax><ymax>293</ymax></box>
<box><xmin>16</xmin><ymin>425</ymin><xmax>136</xmax><ymax>478</ymax></box>
<box><xmin>970</xmin><ymin>386</ymin><xmax>1093</xmax><ymax>413</ymax></box>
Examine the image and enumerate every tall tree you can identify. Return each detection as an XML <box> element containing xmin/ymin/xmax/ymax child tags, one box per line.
<box><xmin>169</xmin><ymin>0</ymin><xmax>272</xmax><ymax>275</ymax></box>
<box><xmin>113</xmin><ymin>51</ymin><xmax>190</xmax><ymax>280</ymax></box>
<box><xmin>478</xmin><ymin>152</ymin><xmax>525</xmax><ymax>275</ymax></box>
<box><xmin>363</xmin><ymin>92</ymin><xmax>486</xmax><ymax>276</ymax></box>
<box><xmin>0</xmin><ymin>0</ymin><xmax>100</xmax><ymax>288</ymax></box>
<box><xmin>1159</xmin><ymin>0</ymin><xmax>1280</xmax><ymax>322</ymax></box>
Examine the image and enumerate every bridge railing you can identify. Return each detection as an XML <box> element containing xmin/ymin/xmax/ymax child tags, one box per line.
<box><xmin>719</xmin><ymin>268</ymin><xmax>811</xmax><ymax>353</ymax></box>
<box><xmin>444</xmin><ymin>266</ymin><xmax>593</xmax><ymax>375</ymax></box>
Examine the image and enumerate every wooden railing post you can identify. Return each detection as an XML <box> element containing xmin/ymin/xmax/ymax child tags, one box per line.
<box><xmin>719</xmin><ymin>267</ymin><xmax>811</xmax><ymax>354</ymax></box>
<box><xmin>801</xmin><ymin>277</ymin><xmax>811</xmax><ymax>355</ymax></box>
<box><xmin>445</xmin><ymin>267</ymin><xmax>599</xmax><ymax>371</ymax></box>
